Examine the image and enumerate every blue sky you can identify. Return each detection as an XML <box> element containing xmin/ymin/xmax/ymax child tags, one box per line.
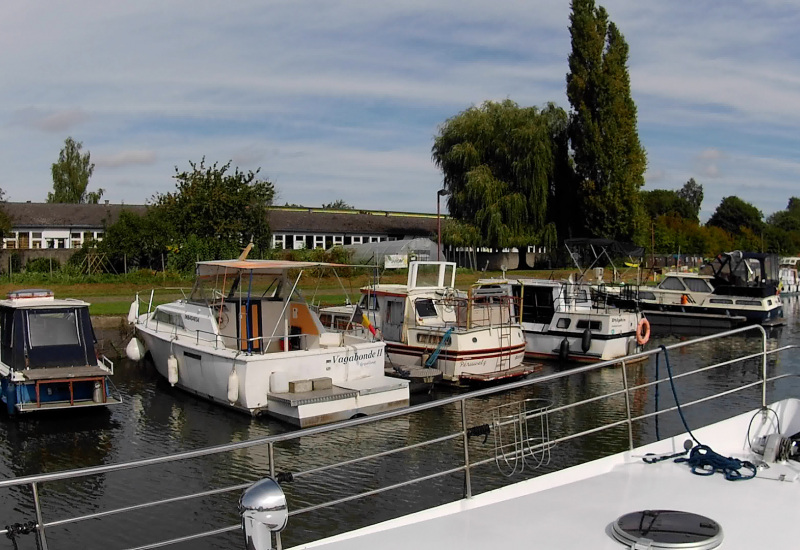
<box><xmin>2</xmin><ymin>1</ymin><xmax>799</xmax><ymax>222</ymax></box>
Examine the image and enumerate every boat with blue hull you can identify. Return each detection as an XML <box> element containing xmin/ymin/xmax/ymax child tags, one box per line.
<box><xmin>0</xmin><ymin>289</ymin><xmax>121</xmax><ymax>415</ymax></box>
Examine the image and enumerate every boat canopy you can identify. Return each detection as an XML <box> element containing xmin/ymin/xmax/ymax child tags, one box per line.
<box><xmin>196</xmin><ymin>259</ymin><xmax>347</xmax><ymax>276</ymax></box>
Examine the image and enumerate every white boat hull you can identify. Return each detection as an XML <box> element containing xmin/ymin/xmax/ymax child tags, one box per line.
<box><xmin>137</xmin><ymin>323</ymin><xmax>406</xmax><ymax>426</ymax></box>
<box><xmin>521</xmin><ymin>312</ymin><xmax>641</xmax><ymax>362</ymax></box>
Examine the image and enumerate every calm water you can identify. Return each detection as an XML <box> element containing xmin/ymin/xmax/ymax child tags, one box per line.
<box><xmin>2</xmin><ymin>298</ymin><xmax>800</xmax><ymax>549</ymax></box>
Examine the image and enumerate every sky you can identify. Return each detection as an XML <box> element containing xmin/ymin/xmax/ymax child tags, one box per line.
<box><xmin>1</xmin><ymin>1</ymin><xmax>799</xmax><ymax>222</ymax></box>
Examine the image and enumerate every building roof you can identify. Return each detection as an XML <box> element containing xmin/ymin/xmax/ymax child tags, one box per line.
<box><xmin>268</xmin><ymin>208</ymin><xmax>439</xmax><ymax>236</ymax></box>
<box><xmin>2</xmin><ymin>202</ymin><xmax>147</xmax><ymax>229</ymax></box>
<box><xmin>2</xmin><ymin>203</ymin><xmax>442</xmax><ymax>236</ymax></box>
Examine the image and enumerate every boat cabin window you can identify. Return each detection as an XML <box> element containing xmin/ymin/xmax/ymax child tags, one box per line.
<box><xmin>414</xmin><ymin>299</ymin><xmax>438</xmax><ymax>318</ymax></box>
<box><xmin>556</xmin><ymin>318</ymin><xmax>571</xmax><ymax>329</ymax></box>
<box><xmin>709</xmin><ymin>298</ymin><xmax>733</xmax><ymax>304</ymax></box>
<box><xmin>1</xmin><ymin>309</ymin><xmax>14</xmax><ymax>358</ymax></box>
<box><xmin>574</xmin><ymin>289</ymin><xmax>589</xmax><ymax>303</ymax></box>
<box><xmin>358</xmin><ymin>294</ymin><xmax>380</xmax><ymax>311</ymax></box>
<box><xmin>152</xmin><ymin>309</ymin><xmax>186</xmax><ymax>328</ymax></box>
<box><xmin>576</xmin><ymin>320</ymin><xmax>601</xmax><ymax>331</ymax></box>
<box><xmin>521</xmin><ymin>286</ymin><xmax>555</xmax><ymax>324</ymax></box>
<box><xmin>319</xmin><ymin>313</ymin><xmax>333</xmax><ymax>328</ymax></box>
<box><xmin>638</xmin><ymin>291</ymin><xmax>656</xmax><ymax>300</ymax></box>
<box><xmin>659</xmin><ymin>277</ymin><xmax>686</xmax><ymax>291</ymax></box>
<box><xmin>684</xmin><ymin>278</ymin><xmax>713</xmax><ymax>293</ymax></box>
<box><xmin>735</xmin><ymin>299</ymin><xmax>761</xmax><ymax>306</ymax></box>
<box><xmin>28</xmin><ymin>310</ymin><xmax>80</xmax><ymax>347</ymax></box>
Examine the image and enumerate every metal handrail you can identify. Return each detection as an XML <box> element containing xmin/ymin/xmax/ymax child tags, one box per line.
<box><xmin>0</xmin><ymin>324</ymin><xmax>793</xmax><ymax>549</ymax></box>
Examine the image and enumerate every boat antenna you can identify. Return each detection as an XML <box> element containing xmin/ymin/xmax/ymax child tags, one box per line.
<box><xmin>239</xmin><ymin>237</ymin><xmax>254</xmax><ymax>261</ymax></box>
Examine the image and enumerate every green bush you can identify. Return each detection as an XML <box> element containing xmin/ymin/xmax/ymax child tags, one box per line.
<box><xmin>25</xmin><ymin>257</ymin><xmax>61</xmax><ymax>273</ymax></box>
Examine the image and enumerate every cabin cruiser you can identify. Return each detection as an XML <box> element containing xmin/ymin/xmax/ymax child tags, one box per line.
<box><xmin>126</xmin><ymin>259</ymin><xmax>409</xmax><ymax>428</ymax></box>
<box><xmin>475</xmin><ymin>277</ymin><xmax>647</xmax><ymax>363</ymax></box>
<box><xmin>780</xmin><ymin>257</ymin><xmax>800</xmax><ymax>295</ymax></box>
<box><xmin>321</xmin><ymin>261</ymin><xmax>531</xmax><ymax>387</ymax></box>
<box><xmin>0</xmin><ymin>289</ymin><xmax>121</xmax><ymax>415</ymax></box>
<box><xmin>607</xmin><ymin>252</ymin><xmax>784</xmax><ymax>328</ymax></box>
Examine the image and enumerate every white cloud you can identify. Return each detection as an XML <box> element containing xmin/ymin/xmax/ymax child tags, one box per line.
<box><xmin>95</xmin><ymin>150</ymin><xmax>157</xmax><ymax>168</ymax></box>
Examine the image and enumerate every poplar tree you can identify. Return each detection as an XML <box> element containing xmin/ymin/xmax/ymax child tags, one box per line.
<box><xmin>566</xmin><ymin>0</ymin><xmax>646</xmax><ymax>241</ymax></box>
<box><xmin>48</xmin><ymin>137</ymin><xmax>105</xmax><ymax>204</ymax></box>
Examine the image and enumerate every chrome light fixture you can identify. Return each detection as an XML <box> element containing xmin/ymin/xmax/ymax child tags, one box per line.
<box><xmin>240</xmin><ymin>477</ymin><xmax>288</xmax><ymax>550</ymax></box>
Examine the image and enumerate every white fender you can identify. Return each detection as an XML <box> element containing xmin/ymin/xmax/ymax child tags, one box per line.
<box><xmin>127</xmin><ymin>300</ymin><xmax>140</xmax><ymax>324</ymax></box>
<box><xmin>167</xmin><ymin>355</ymin><xmax>179</xmax><ymax>386</ymax></box>
<box><xmin>227</xmin><ymin>369</ymin><xmax>240</xmax><ymax>404</ymax></box>
<box><xmin>125</xmin><ymin>338</ymin><xmax>145</xmax><ymax>362</ymax></box>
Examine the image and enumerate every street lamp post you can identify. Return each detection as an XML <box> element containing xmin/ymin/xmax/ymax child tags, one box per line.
<box><xmin>437</xmin><ymin>189</ymin><xmax>450</xmax><ymax>261</ymax></box>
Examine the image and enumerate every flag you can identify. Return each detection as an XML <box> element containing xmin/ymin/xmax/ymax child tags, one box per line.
<box><xmin>355</xmin><ymin>304</ymin><xmax>377</xmax><ymax>336</ymax></box>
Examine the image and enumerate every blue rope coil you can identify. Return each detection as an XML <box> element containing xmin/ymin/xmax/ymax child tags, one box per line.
<box><xmin>675</xmin><ymin>444</ymin><xmax>757</xmax><ymax>481</ymax></box>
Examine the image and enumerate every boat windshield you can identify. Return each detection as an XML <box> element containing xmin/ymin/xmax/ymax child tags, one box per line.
<box><xmin>28</xmin><ymin>309</ymin><xmax>80</xmax><ymax>347</ymax></box>
<box><xmin>189</xmin><ymin>271</ymin><xmax>289</xmax><ymax>305</ymax></box>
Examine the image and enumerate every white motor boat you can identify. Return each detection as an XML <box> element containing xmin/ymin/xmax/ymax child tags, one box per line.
<box><xmin>475</xmin><ymin>277</ymin><xmax>647</xmax><ymax>363</ymax></box>
<box><xmin>607</xmin><ymin>258</ymin><xmax>784</xmax><ymax>329</ymax></box>
<box><xmin>127</xmin><ymin>259</ymin><xmax>409</xmax><ymax>428</ymax></box>
<box><xmin>321</xmin><ymin>261</ymin><xmax>531</xmax><ymax>387</ymax></box>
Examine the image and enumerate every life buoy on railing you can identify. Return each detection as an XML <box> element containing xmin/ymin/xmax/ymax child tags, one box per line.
<box><xmin>636</xmin><ymin>317</ymin><xmax>651</xmax><ymax>345</ymax></box>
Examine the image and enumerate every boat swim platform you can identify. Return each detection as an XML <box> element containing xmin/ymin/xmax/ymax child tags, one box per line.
<box><xmin>268</xmin><ymin>378</ymin><xmax>408</xmax><ymax>407</ymax></box>
<box><xmin>459</xmin><ymin>364</ymin><xmax>541</xmax><ymax>384</ymax></box>
<box><xmin>267</xmin><ymin>378</ymin><xmax>409</xmax><ymax>428</ymax></box>
<box><xmin>20</xmin><ymin>365</ymin><xmax>111</xmax><ymax>381</ymax></box>
<box><xmin>16</xmin><ymin>397</ymin><xmax>123</xmax><ymax>412</ymax></box>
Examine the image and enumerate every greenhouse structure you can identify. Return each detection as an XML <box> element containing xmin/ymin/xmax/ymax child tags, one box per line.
<box><xmin>343</xmin><ymin>238</ymin><xmax>443</xmax><ymax>268</ymax></box>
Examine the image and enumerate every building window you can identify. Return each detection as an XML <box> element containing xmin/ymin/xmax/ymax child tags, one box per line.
<box><xmin>3</xmin><ymin>232</ymin><xmax>18</xmax><ymax>249</ymax></box>
<box><xmin>272</xmin><ymin>235</ymin><xmax>286</xmax><ymax>249</ymax></box>
<box><xmin>71</xmin><ymin>232</ymin><xmax>82</xmax><ymax>249</ymax></box>
<box><xmin>314</xmin><ymin>235</ymin><xmax>325</xmax><ymax>249</ymax></box>
<box><xmin>351</xmin><ymin>236</ymin><xmax>363</xmax><ymax>245</ymax></box>
<box><xmin>333</xmin><ymin>235</ymin><xmax>344</xmax><ymax>246</ymax></box>
<box><xmin>293</xmin><ymin>235</ymin><xmax>306</xmax><ymax>250</ymax></box>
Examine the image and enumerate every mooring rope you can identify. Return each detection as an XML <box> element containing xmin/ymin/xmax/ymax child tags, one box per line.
<box><xmin>643</xmin><ymin>345</ymin><xmax>756</xmax><ymax>481</ymax></box>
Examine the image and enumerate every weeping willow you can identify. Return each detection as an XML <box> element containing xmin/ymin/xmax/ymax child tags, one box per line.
<box><xmin>432</xmin><ymin>100</ymin><xmax>568</xmax><ymax>251</ymax></box>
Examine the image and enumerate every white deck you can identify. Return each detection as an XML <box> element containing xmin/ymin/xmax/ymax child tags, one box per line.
<box><xmin>294</xmin><ymin>400</ymin><xmax>800</xmax><ymax>550</ymax></box>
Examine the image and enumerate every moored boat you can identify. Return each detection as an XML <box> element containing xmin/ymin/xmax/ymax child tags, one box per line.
<box><xmin>605</xmin><ymin>252</ymin><xmax>784</xmax><ymax>329</ymax></box>
<box><xmin>0</xmin><ymin>289</ymin><xmax>121</xmax><ymax>415</ymax></box>
<box><xmin>779</xmin><ymin>256</ymin><xmax>800</xmax><ymax>295</ymax></box>
<box><xmin>321</xmin><ymin>261</ymin><xmax>532</xmax><ymax>388</ymax></box>
<box><xmin>475</xmin><ymin>277</ymin><xmax>647</xmax><ymax>363</ymax></box>
<box><xmin>127</xmin><ymin>259</ymin><xmax>409</xmax><ymax>427</ymax></box>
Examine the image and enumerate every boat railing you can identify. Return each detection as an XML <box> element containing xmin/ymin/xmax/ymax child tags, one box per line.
<box><xmin>99</xmin><ymin>354</ymin><xmax>114</xmax><ymax>375</ymax></box>
<box><xmin>1</xmin><ymin>325</ymin><xmax>796</xmax><ymax>549</ymax></box>
<box><xmin>134</xmin><ymin>287</ymin><xmax>193</xmax><ymax>318</ymax></box>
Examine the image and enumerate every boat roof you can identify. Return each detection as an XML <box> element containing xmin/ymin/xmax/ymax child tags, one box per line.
<box><xmin>196</xmin><ymin>259</ymin><xmax>347</xmax><ymax>276</ymax></box>
<box><xmin>477</xmin><ymin>278</ymin><xmax>565</xmax><ymax>287</ymax></box>
<box><xmin>661</xmin><ymin>271</ymin><xmax>713</xmax><ymax>278</ymax></box>
<box><xmin>0</xmin><ymin>289</ymin><xmax>90</xmax><ymax>309</ymax></box>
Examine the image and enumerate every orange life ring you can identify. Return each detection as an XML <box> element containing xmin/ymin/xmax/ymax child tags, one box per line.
<box><xmin>636</xmin><ymin>317</ymin><xmax>650</xmax><ymax>345</ymax></box>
